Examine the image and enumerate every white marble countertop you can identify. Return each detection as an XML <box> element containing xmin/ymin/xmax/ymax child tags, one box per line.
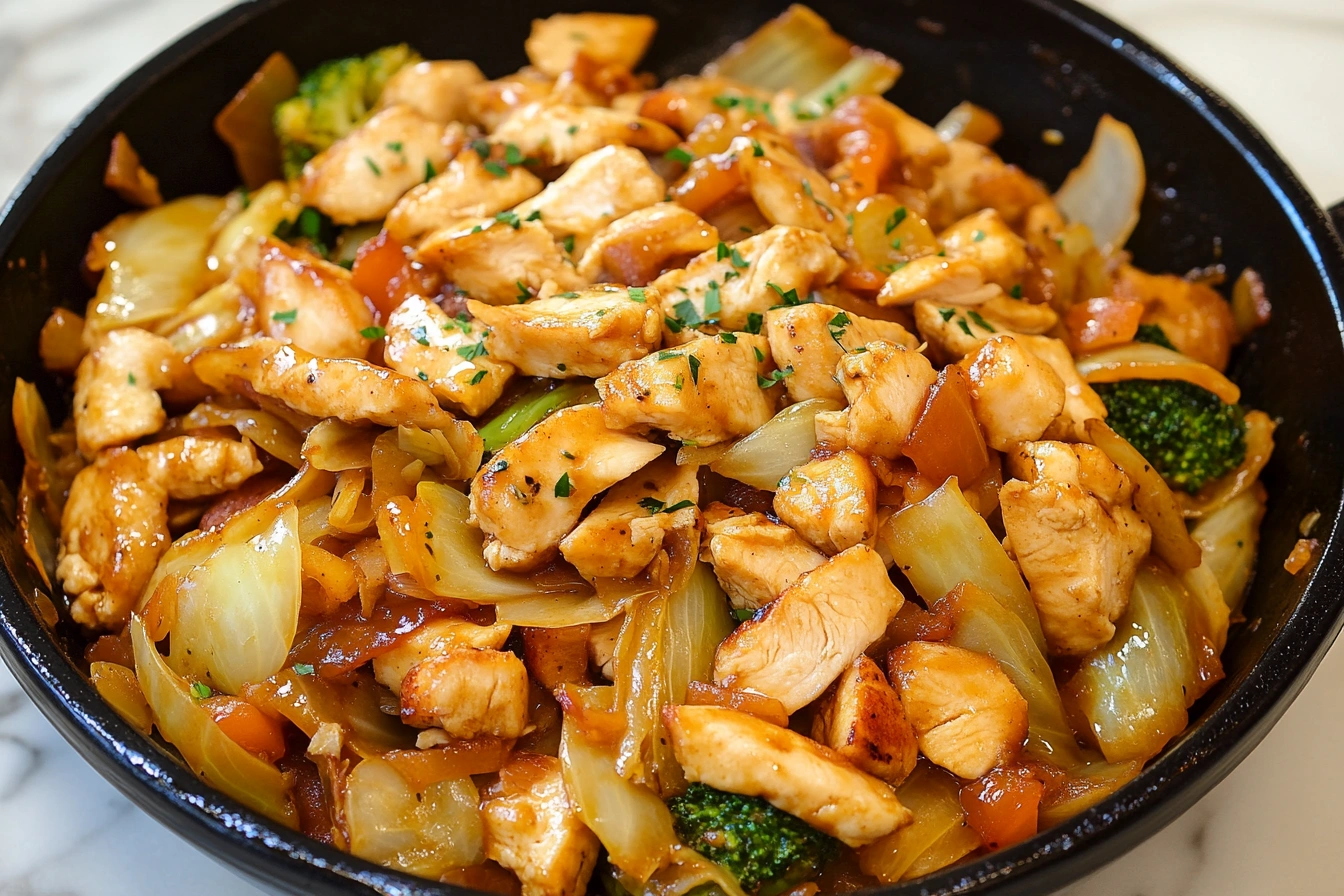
<box><xmin>1</xmin><ymin>1</ymin><xmax>1342</xmax><ymax>893</ymax></box>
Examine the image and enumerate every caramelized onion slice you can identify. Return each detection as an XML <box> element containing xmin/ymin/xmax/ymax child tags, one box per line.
<box><xmin>1075</xmin><ymin>342</ymin><xmax>1241</xmax><ymax>405</ymax></box>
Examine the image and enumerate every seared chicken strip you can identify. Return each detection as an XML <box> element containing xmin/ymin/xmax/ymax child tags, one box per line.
<box><xmin>482</xmin><ymin>753</ymin><xmax>602</xmax><ymax>896</ymax></box>
<box><xmin>417</xmin><ymin>218</ymin><xmax>585</xmax><ymax>304</ymax></box>
<box><xmin>383</xmin><ymin>296</ymin><xmax>515</xmax><ymax>416</ymax></box>
<box><xmin>927</xmin><ymin>138</ymin><xmax>1049</xmax><ymax>228</ymax></box>
<box><xmin>386</xmin><ymin>150</ymin><xmax>543</xmax><ymax>244</ymax></box>
<box><xmin>577</xmin><ymin>205</ymin><xmax>719</xmax><ymax>285</ymax></box>
<box><xmin>596</xmin><ymin>333</ymin><xmax>776</xmax><ymax>446</ymax></box>
<box><xmin>700</xmin><ymin>504</ymin><xmax>826</xmax><ymax>611</ymax></box>
<box><xmin>963</xmin><ymin>335</ymin><xmax>1066</xmax><ymax>451</ymax></box>
<box><xmin>939</xmin><ymin>209</ymin><xmax>1029</xmax><ymax>291</ymax></box>
<box><xmin>774</xmin><ymin>450</ymin><xmax>877</xmax><ymax>554</ymax></box>
<box><xmin>877</xmin><ymin>256</ymin><xmax>999</xmax><ymax>308</ymax></box>
<box><xmin>737</xmin><ymin>133</ymin><xmax>849</xmax><ymax>251</ymax></box>
<box><xmin>469</xmin><ymin>404</ymin><xmax>664</xmax><ymax>571</ymax></box>
<box><xmin>491</xmin><ymin>103</ymin><xmax>679</xmax><ymax>167</ymax></box>
<box><xmin>513</xmin><ymin>146</ymin><xmax>666</xmax><ymax>250</ymax></box>
<box><xmin>249</xmin><ymin>238</ymin><xmax>375</xmax><ymax>360</ymax></box>
<box><xmin>560</xmin><ymin>455</ymin><xmax>698</xmax><ymax>579</ymax></box>
<box><xmin>525</xmin><ymin>12</ymin><xmax>656</xmax><ymax>76</ymax></box>
<box><xmin>912</xmin><ymin>298</ymin><xmax>1000</xmax><ymax>364</ymax></box>
<box><xmin>1019</xmin><ymin>334</ymin><xmax>1108</xmax><ymax>441</ymax></box>
<box><xmin>58</xmin><ymin>448</ymin><xmax>169</xmax><ymax>630</ymax></box>
<box><xmin>73</xmin><ymin>328</ymin><xmax>177</xmax><ymax>457</ymax></box>
<box><xmin>712</xmin><ymin>545</ymin><xmax>903</xmax><ymax>713</ymax></box>
<box><xmin>1000</xmin><ymin>440</ymin><xmax>1151</xmax><ymax>655</ymax></box>
<box><xmin>300</xmin><ymin>105</ymin><xmax>454</xmax><ymax>225</ymax></box>
<box><xmin>818</xmin><ymin>341</ymin><xmax>937</xmax><ymax>458</ymax></box>
<box><xmin>765</xmin><ymin>303</ymin><xmax>918</xmax><ymax>403</ymax></box>
<box><xmin>665</xmin><ymin>704</ymin><xmax>912</xmax><ymax>847</ymax></box>
<box><xmin>136</xmin><ymin>436</ymin><xmax>262</xmax><ymax>500</ymax></box>
<box><xmin>887</xmin><ymin>641</ymin><xmax>1029</xmax><ymax>780</ymax></box>
<box><xmin>811</xmin><ymin>656</ymin><xmax>918</xmax><ymax>786</ymax></box>
<box><xmin>399</xmin><ymin>646</ymin><xmax>530</xmax><ymax>738</ymax></box>
<box><xmin>372</xmin><ymin>617</ymin><xmax>513</xmax><ymax>693</ymax></box>
<box><xmin>468</xmin><ymin>286</ymin><xmax>663</xmax><ymax>379</ymax></box>
<box><xmin>376</xmin><ymin>60</ymin><xmax>485</xmax><ymax>124</ymax></box>
<box><xmin>651</xmin><ymin>225</ymin><xmax>845</xmax><ymax>333</ymax></box>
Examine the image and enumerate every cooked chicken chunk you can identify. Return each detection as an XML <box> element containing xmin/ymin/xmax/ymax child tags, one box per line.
<box><xmin>595</xmin><ymin>333</ymin><xmax>775</xmax><ymax>446</ymax></box>
<box><xmin>963</xmin><ymin>335</ymin><xmax>1067</xmax><ymax>451</ymax></box>
<box><xmin>513</xmin><ymin>146</ymin><xmax>666</xmax><ymax>250</ymax></box>
<box><xmin>467</xmin><ymin>286</ymin><xmax>663</xmax><ymax>378</ymax></box>
<box><xmin>1000</xmin><ymin>440</ymin><xmax>1151</xmax><ymax>655</ymax></box>
<box><xmin>491</xmin><ymin>103</ymin><xmax>678</xmax><ymax>168</ymax></box>
<box><xmin>464</xmin><ymin>71</ymin><xmax>556</xmax><ymax>133</ymax></box>
<box><xmin>939</xmin><ymin>209</ymin><xmax>1029</xmax><ymax>291</ymax></box>
<box><xmin>823</xmin><ymin>341</ymin><xmax>938</xmax><ymax>459</ymax></box>
<box><xmin>712</xmin><ymin>545</ymin><xmax>903</xmax><ymax>713</ymax></box>
<box><xmin>700</xmin><ymin>504</ymin><xmax>826</xmax><ymax>611</ymax></box>
<box><xmin>383</xmin><ymin>296</ymin><xmax>513</xmax><ymax>416</ymax></box>
<box><xmin>386</xmin><ymin>150</ymin><xmax>543</xmax><ymax>244</ymax></box>
<box><xmin>136</xmin><ymin>436</ymin><xmax>262</xmax><ymax>500</ymax></box>
<box><xmin>665</xmin><ymin>704</ymin><xmax>912</xmax><ymax>847</ymax></box>
<box><xmin>399</xmin><ymin>647</ymin><xmax>530</xmax><ymax>737</ymax></box>
<box><xmin>372</xmin><ymin>617</ymin><xmax>513</xmax><ymax>693</ymax></box>
<box><xmin>811</xmin><ymin>656</ymin><xmax>918</xmax><ymax>786</ymax></box>
<box><xmin>877</xmin><ymin>256</ymin><xmax>999</xmax><ymax>307</ymax></box>
<box><xmin>927</xmin><ymin>139</ymin><xmax>1049</xmax><ymax>228</ymax></box>
<box><xmin>482</xmin><ymin>753</ymin><xmax>602</xmax><ymax>896</ymax></box>
<box><xmin>887</xmin><ymin>641</ymin><xmax>1029</xmax><ymax>780</ymax></box>
<box><xmin>774</xmin><ymin>450</ymin><xmax>877</xmax><ymax>554</ymax></box>
<box><xmin>417</xmin><ymin>218</ymin><xmax>584</xmax><ymax>304</ymax></box>
<box><xmin>191</xmin><ymin>338</ymin><xmax>472</xmax><ymax>440</ymax></box>
<box><xmin>764</xmin><ymin>303</ymin><xmax>918</xmax><ymax>403</ymax></box>
<box><xmin>577</xmin><ymin>205</ymin><xmax>719</xmax><ymax>285</ymax></box>
<box><xmin>73</xmin><ymin>328</ymin><xmax>177</xmax><ymax>457</ymax></box>
<box><xmin>377</xmin><ymin>60</ymin><xmax>485</xmax><ymax>124</ymax></box>
<box><xmin>300</xmin><ymin>105</ymin><xmax>453</xmax><ymax>225</ymax></box>
<box><xmin>58</xmin><ymin>448</ymin><xmax>169</xmax><ymax>630</ymax></box>
<box><xmin>525</xmin><ymin>12</ymin><xmax>656</xmax><ymax>77</ymax></box>
<box><xmin>737</xmin><ymin>133</ymin><xmax>849</xmax><ymax>251</ymax></box>
<box><xmin>560</xmin><ymin>455</ymin><xmax>697</xmax><ymax>579</ymax></box>
<box><xmin>469</xmin><ymin>404</ymin><xmax>664</xmax><ymax>571</ymax></box>
<box><xmin>651</xmin><ymin>225</ymin><xmax>845</xmax><ymax>333</ymax></box>
<box><xmin>249</xmin><ymin>238</ymin><xmax>375</xmax><ymax>360</ymax></box>
<box><xmin>912</xmin><ymin>299</ymin><xmax>1000</xmax><ymax>364</ymax></box>
<box><xmin>975</xmin><ymin>294</ymin><xmax>1058</xmax><ymax>335</ymax></box>
<box><xmin>1019</xmin><ymin>334</ymin><xmax>1107</xmax><ymax>441</ymax></box>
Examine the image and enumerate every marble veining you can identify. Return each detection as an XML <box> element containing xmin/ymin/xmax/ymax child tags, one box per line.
<box><xmin>0</xmin><ymin>0</ymin><xmax>1341</xmax><ymax>894</ymax></box>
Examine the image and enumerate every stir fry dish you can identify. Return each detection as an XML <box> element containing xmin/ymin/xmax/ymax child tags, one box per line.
<box><xmin>14</xmin><ymin>5</ymin><xmax>1278</xmax><ymax>893</ymax></box>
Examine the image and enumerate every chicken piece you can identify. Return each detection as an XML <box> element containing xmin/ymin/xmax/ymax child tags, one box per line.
<box><xmin>512</xmin><ymin>146</ymin><xmax>666</xmax><ymax>251</ymax></box>
<box><xmin>774</xmin><ymin>450</ymin><xmax>877</xmax><ymax>554</ymax></box>
<box><xmin>191</xmin><ymin>338</ymin><xmax>472</xmax><ymax>439</ymax></box>
<box><xmin>963</xmin><ymin>335</ymin><xmax>1066</xmax><ymax>451</ymax></box>
<box><xmin>386</xmin><ymin>150</ymin><xmax>543</xmax><ymax>244</ymax></box>
<box><xmin>248</xmin><ymin>238</ymin><xmax>375</xmax><ymax>360</ymax></box>
<box><xmin>72</xmin><ymin>328</ymin><xmax>177</xmax><ymax>457</ymax></box>
<box><xmin>887</xmin><ymin>641</ymin><xmax>1029</xmax><ymax>779</ymax></box>
<box><xmin>811</xmin><ymin>656</ymin><xmax>918</xmax><ymax>786</ymax></box>
<box><xmin>491</xmin><ymin>103</ymin><xmax>679</xmax><ymax>168</ymax></box>
<box><xmin>525</xmin><ymin>12</ymin><xmax>656</xmax><ymax>77</ymax></box>
<box><xmin>1113</xmin><ymin>264</ymin><xmax>1237</xmax><ymax>371</ymax></box>
<box><xmin>383</xmin><ymin>296</ymin><xmax>514</xmax><ymax>416</ymax></box>
<box><xmin>939</xmin><ymin>209</ymin><xmax>1030</xmax><ymax>291</ymax></box>
<box><xmin>912</xmin><ymin>299</ymin><xmax>1000</xmax><ymax>364</ymax></box>
<box><xmin>1000</xmin><ymin>440</ymin><xmax>1151</xmax><ymax>655</ymax></box>
<box><xmin>577</xmin><ymin>205</ymin><xmax>719</xmax><ymax>285</ymax></box>
<box><xmin>876</xmin><ymin>256</ymin><xmax>999</xmax><ymax>307</ymax></box>
<box><xmin>300</xmin><ymin>105</ymin><xmax>453</xmax><ymax>225</ymax></box>
<box><xmin>377</xmin><ymin>60</ymin><xmax>485</xmax><ymax>124</ymax></box>
<box><xmin>737</xmin><ymin>133</ymin><xmax>849</xmax><ymax>251</ymax></box>
<box><xmin>560</xmin><ymin>455</ymin><xmax>697</xmax><ymax>579</ymax></box>
<box><xmin>482</xmin><ymin>753</ymin><xmax>602</xmax><ymax>896</ymax></box>
<box><xmin>464</xmin><ymin>71</ymin><xmax>556</xmax><ymax>133</ymax></box>
<box><xmin>467</xmin><ymin>286</ymin><xmax>663</xmax><ymax>379</ymax></box>
<box><xmin>58</xmin><ymin>448</ymin><xmax>169</xmax><ymax>630</ymax></box>
<box><xmin>596</xmin><ymin>333</ymin><xmax>775</xmax><ymax>446</ymax></box>
<box><xmin>135</xmin><ymin>436</ymin><xmax>262</xmax><ymax>501</ymax></box>
<box><xmin>712</xmin><ymin>545</ymin><xmax>903</xmax><ymax>713</ymax></box>
<box><xmin>665</xmin><ymin>704</ymin><xmax>912</xmax><ymax>847</ymax></box>
<box><xmin>469</xmin><ymin>404</ymin><xmax>664</xmax><ymax>571</ymax></box>
<box><xmin>652</xmin><ymin>225</ymin><xmax>845</xmax><ymax>333</ymax></box>
<box><xmin>1018</xmin><ymin>334</ymin><xmax>1107</xmax><ymax>441</ymax></box>
<box><xmin>588</xmin><ymin>617</ymin><xmax>622</xmax><ymax>681</ymax></box>
<box><xmin>764</xmin><ymin>303</ymin><xmax>917</xmax><ymax>403</ymax></box>
<box><xmin>927</xmin><ymin>139</ymin><xmax>1049</xmax><ymax>229</ymax></box>
<box><xmin>417</xmin><ymin>218</ymin><xmax>584</xmax><ymax>305</ymax></box>
<box><xmin>700</xmin><ymin>504</ymin><xmax>826</xmax><ymax>611</ymax></box>
<box><xmin>974</xmin><ymin>294</ymin><xmax>1059</xmax><ymax>336</ymax></box>
<box><xmin>372</xmin><ymin>617</ymin><xmax>513</xmax><ymax>693</ymax></box>
<box><xmin>825</xmin><ymin>341</ymin><xmax>938</xmax><ymax>459</ymax></box>
<box><xmin>400</xmin><ymin>647</ymin><xmax>531</xmax><ymax>737</ymax></box>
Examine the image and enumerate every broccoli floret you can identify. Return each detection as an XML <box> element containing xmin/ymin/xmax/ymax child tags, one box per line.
<box><xmin>273</xmin><ymin>44</ymin><xmax>420</xmax><ymax>178</ymax></box>
<box><xmin>667</xmin><ymin>784</ymin><xmax>838</xmax><ymax>894</ymax></box>
<box><xmin>1094</xmin><ymin>378</ymin><xmax>1246</xmax><ymax>493</ymax></box>
<box><xmin>1134</xmin><ymin>322</ymin><xmax>1176</xmax><ymax>350</ymax></box>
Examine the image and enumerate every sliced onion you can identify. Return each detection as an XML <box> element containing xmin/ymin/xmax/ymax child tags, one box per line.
<box><xmin>130</xmin><ymin>616</ymin><xmax>297</xmax><ymax>826</ymax></box>
<box><xmin>1075</xmin><ymin>341</ymin><xmax>1240</xmax><ymax>404</ymax></box>
<box><xmin>186</xmin><ymin>403</ymin><xmax>306</xmax><ymax>468</ymax></box>
<box><xmin>934</xmin><ymin>101</ymin><xmax>1002</xmax><ymax>145</ymax></box>
<box><xmin>1179</xmin><ymin>410</ymin><xmax>1275</xmax><ymax>518</ymax></box>
<box><xmin>302</xmin><ymin>418</ymin><xmax>379</xmax><ymax>471</ymax></box>
<box><xmin>90</xmin><ymin>661</ymin><xmax>153</xmax><ymax>736</ymax></box>
<box><xmin>711</xmin><ymin>398</ymin><xmax>842</xmax><ymax>490</ymax></box>
<box><xmin>1053</xmin><ymin>114</ymin><xmax>1145</xmax><ymax>255</ymax></box>
<box><xmin>243</xmin><ymin>668</ymin><xmax>415</xmax><ymax>758</ymax></box>
<box><xmin>859</xmin><ymin>763</ymin><xmax>978</xmax><ymax>883</ymax></box>
<box><xmin>1190</xmin><ymin>486</ymin><xmax>1266</xmax><ymax>614</ymax></box>
<box><xmin>494</xmin><ymin>585</ymin><xmax>644</xmax><ymax>627</ymax></box>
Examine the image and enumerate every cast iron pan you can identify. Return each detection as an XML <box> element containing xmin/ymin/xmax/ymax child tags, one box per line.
<box><xmin>2</xmin><ymin>0</ymin><xmax>1343</xmax><ymax>893</ymax></box>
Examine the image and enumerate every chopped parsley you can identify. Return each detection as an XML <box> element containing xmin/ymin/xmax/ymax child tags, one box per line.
<box><xmin>972</xmin><ymin>229</ymin><xmax>987</xmax><ymax>242</ymax></box>
<box><xmin>385</xmin><ymin>141</ymin><xmax>403</xmax><ymax>153</ymax></box>
<box><xmin>938</xmin><ymin>307</ymin><xmax>957</xmax><ymax>322</ymax></box>
<box><xmin>495</xmin><ymin>210</ymin><xmax>521</xmax><ymax>229</ymax></box>
<box><xmin>664</xmin><ymin>315</ymin><xmax>684</xmax><ymax>334</ymax></box>
<box><xmin>956</xmin><ymin>317</ymin><xmax>973</xmax><ymax>336</ymax></box>
<box><xmin>567</xmin><ymin>124</ymin><xmax>579</xmax><ymax>135</ymax></box>
<box><xmin>271</xmin><ymin>308</ymin><xmax>298</xmax><ymax>324</ymax></box>
<box><xmin>745</xmin><ymin>312</ymin><xmax>763</xmax><ymax>334</ymax></box>
<box><xmin>360</xmin><ymin>325</ymin><xmax>386</xmax><ymax>340</ymax></box>
<box><xmin>424</xmin><ymin>159</ymin><xmax>436</xmax><ymax>182</ymax></box>
<box><xmin>1010</xmin><ymin>283</ymin><xmax>1024</xmax><ymax>299</ymax></box>
<box><xmin>753</xmin><ymin>346</ymin><xmax>765</xmax><ymax>363</ymax></box>
<box><xmin>674</xmin><ymin>373</ymin><xmax>684</xmax><ymax>391</ymax></box>
<box><xmin>719</xmin><ymin>332</ymin><xmax>738</xmax><ymax>343</ymax></box>
<box><xmin>732</xmin><ymin>607</ymin><xmax>755</xmax><ymax>622</ymax></box>
<box><xmin>885</xmin><ymin>207</ymin><xmax>908</xmax><ymax>234</ymax></box>
<box><xmin>639</xmin><ymin>497</ymin><xmax>695</xmax><ymax>515</ymax></box>
<box><xmin>515</xmin><ymin>281</ymin><xmax>532</xmax><ymax>303</ymax></box>
<box><xmin>469</xmin><ymin>370</ymin><xmax>488</xmax><ymax>385</ymax></box>
<box><xmin>411</xmin><ymin>325</ymin><xmax>430</xmax><ymax>346</ymax></box>
<box><xmin>658</xmin><ymin>350</ymin><xmax>683</xmax><ymax>361</ymax></box>
<box><xmin>446</xmin><ymin>312</ymin><xmax>473</xmax><ymax>334</ymax></box>
<box><xmin>364</xmin><ymin>156</ymin><xmax>383</xmax><ymax>176</ymax></box>
<box><xmin>525</xmin><ymin>209</ymin><xmax>543</xmax><ymax>222</ymax></box>
<box><xmin>483</xmin><ymin>160</ymin><xmax>509</xmax><ymax>178</ymax></box>
<box><xmin>801</xmin><ymin>179</ymin><xmax>833</xmax><ymax>218</ymax></box>
<box><xmin>688</xmin><ymin>354</ymin><xmax>702</xmax><ymax>385</ymax></box>
<box><xmin>456</xmin><ymin>339</ymin><xmax>488</xmax><ymax>361</ymax></box>
<box><xmin>757</xmin><ymin>366</ymin><xmax>795</xmax><ymax>389</ymax></box>
<box><xmin>751</xmin><ymin>138</ymin><xmax>765</xmax><ymax>157</ymax></box>
<box><xmin>489</xmin><ymin>459</ymin><xmax>509</xmax><ymax>473</ymax></box>
<box><xmin>189</xmin><ymin>682</ymin><xmax>211</xmax><ymax>700</ymax></box>
<box><xmin>417</xmin><ymin>370</ymin><xmax>428</xmax><ymax>381</ymax></box>
<box><xmin>672</xmin><ymin>298</ymin><xmax>703</xmax><ymax>328</ymax></box>
<box><xmin>554</xmin><ymin>473</ymin><xmax>573</xmax><ymax>498</ymax></box>
<box><xmin>292</xmin><ymin>663</ymin><xmax>315</xmax><ymax>676</ymax></box>
<box><xmin>828</xmin><ymin>311</ymin><xmax>851</xmax><ymax>346</ymax></box>
<box><xmin>504</xmin><ymin>143</ymin><xmax>526</xmax><ymax>165</ymax></box>
<box><xmin>126</xmin><ymin>373</ymin><xmax>136</xmax><ymax>385</ymax></box>
<box><xmin>767</xmin><ymin>281</ymin><xmax>806</xmax><ymax>308</ymax></box>
<box><xmin>562</xmin><ymin>235</ymin><xmax>575</xmax><ymax>254</ymax></box>
<box><xmin>665</xmin><ymin>146</ymin><xmax>695</xmax><ymax>165</ymax></box>
<box><xmin>628</xmin><ymin>287</ymin><xmax>647</xmax><ymax>303</ymax></box>
<box><xmin>967</xmin><ymin>310</ymin><xmax>996</xmax><ymax>332</ymax></box>
<box><xmin>561</xmin><ymin>450</ymin><xmax>575</xmax><ymax>460</ymax></box>
<box><xmin>472</xmin><ymin>139</ymin><xmax>491</xmax><ymax>160</ymax></box>
<box><xmin>704</xmin><ymin>281</ymin><xmax>722</xmax><ymax>317</ymax></box>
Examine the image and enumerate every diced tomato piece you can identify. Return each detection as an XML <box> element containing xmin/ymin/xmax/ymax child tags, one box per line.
<box><xmin>904</xmin><ymin>365</ymin><xmax>990</xmax><ymax>484</ymax></box>
<box><xmin>960</xmin><ymin>766</ymin><xmax>1044</xmax><ymax>849</ymax></box>
<box><xmin>204</xmin><ymin>695</ymin><xmax>288</xmax><ymax>763</ymax></box>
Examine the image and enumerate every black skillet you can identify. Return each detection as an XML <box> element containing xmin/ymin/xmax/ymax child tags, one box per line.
<box><xmin>2</xmin><ymin>0</ymin><xmax>1343</xmax><ymax>893</ymax></box>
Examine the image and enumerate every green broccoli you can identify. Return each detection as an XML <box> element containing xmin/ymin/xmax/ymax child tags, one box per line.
<box><xmin>274</xmin><ymin>44</ymin><xmax>421</xmax><ymax>178</ymax></box>
<box><xmin>666</xmin><ymin>784</ymin><xmax>838</xmax><ymax>895</ymax></box>
<box><xmin>1133</xmin><ymin>322</ymin><xmax>1176</xmax><ymax>350</ymax></box>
